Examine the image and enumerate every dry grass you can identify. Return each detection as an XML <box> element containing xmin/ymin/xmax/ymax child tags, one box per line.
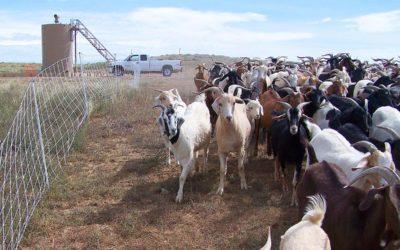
<box><xmin>0</xmin><ymin>63</ymin><xmax>41</xmax><ymax>77</ymax></box>
<box><xmin>0</xmin><ymin>78</ymin><xmax>29</xmax><ymax>138</ymax></box>
<box><xmin>13</xmin><ymin>57</ymin><xmax>299</xmax><ymax>249</ymax></box>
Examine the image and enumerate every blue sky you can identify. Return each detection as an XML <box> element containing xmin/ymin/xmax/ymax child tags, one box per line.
<box><xmin>1</xmin><ymin>0</ymin><xmax>400</xmax><ymax>62</ymax></box>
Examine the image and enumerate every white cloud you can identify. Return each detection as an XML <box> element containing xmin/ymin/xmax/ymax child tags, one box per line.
<box><xmin>112</xmin><ymin>7</ymin><xmax>312</xmax><ymax>58</ymax></box>
<box><xmin>0</xmin><ymin>8</ymin><xmax>315</xmax><ymax>61</ymax></box>
<box><xmin>321</xmin><ymin>17</ymin><xmax>332</xmax><ymax>23</ymax></box>
<box><xmin>0</xmin><ymin>40</ymin><xmax>40</xmax><ymax>46</ymax></box>
<box><xmin>342</xmin><ymin>10</ymin><xmax>400</xmax><ymax>33</ymax></box>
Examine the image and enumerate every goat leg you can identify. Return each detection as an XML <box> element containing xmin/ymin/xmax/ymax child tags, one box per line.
<box><xmin>202</xmin><ymin>147</ymin><xmax>209</xmax><ymax>173</ymax></box>
<box><xmin>176</xmin><ymin>157</ymin><xmax>195</xmax><ymax>203</ymax></box>
<box><xmin>216</xmin><ymin>153</ymin><xmax>228</xmax><ymax>195</ymax></box>
<box><xmin>238</xmin><ymin>148</ymin><xmax>248</xmax><ymax>190</ymax></box>
<box><xmin>266</xmin><ymin>131</ymin><xmax>273</xmax><ymax>160</ymax></box>
<box><xmin>274</xmin><ymin>157</ymin><xmax>280</xmax><ymax>181</ymax></box>
<box><xmin>291</xmin><ymin>167</ymin><xmax>301</xmax><ymax>207</ymax></box>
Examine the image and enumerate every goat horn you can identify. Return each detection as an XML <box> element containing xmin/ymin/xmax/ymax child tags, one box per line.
<box><xmin>274</xmin><ymin>77</ymin><xmax>291</xmax><ymax>87</ymax></box>
<box><xmin>376</xmin><ymin>125</ymin><xmax>400</xmax><ymax>140</ymax></box>
<box><xmin>286</xmin><ymin>68</ymin><xmax>293</xmax><ymax>74</ymax></box>
<box><xmin>201</xmin><ymin>86</ymin><xmax>224</xmax><ymax>98</ymax></box>
<box><xmin>152</xmin><ymin>104</ymin><xmax>165</xmax><ymax>111</ymax></box>
<box><xmin>305</xmin><ymin>56</ymin><xmax>315</xmax><ymax>62</ymax></box>
<box><xmin>321</xmin><ymin>53</ymin><xmax>333</xmax><ymax>59</ymax></box>
<box><xmin>298</xmin><ymin>69</ymin><xmax>314</xmax><ymax>76</ymax></box>
<box><xmin>272</xmin><ymin>113</ymin><xmax>287</xmax><ymax>120</ymax></box>
<box><xmin>235</xmin><ymin>85</ymin><xmax>252</xmax><ymax>91</ymax></box>
<box><xmin>364</xmin><ymin>86</ymin><xmax>380</xmax><ymax>92</ymax></box>
<box><xmin>352</xmin><ymin>141</ymin><xmax>378</xmax><ymax>153</ymax></box>
<box><xmin>149</xmin><ymin>87</ymin><xmax>165</xmax><ymax>93</ymax></box>
<box><xmin>280</xmin><ymin>87</ymin><xmax>295</xmax><ymax>95</ymax></box>
<box><xmin>296</xmin><ymin>102</ymin><xmax>311</xmax><ymax>111</ymax></box>
<box><xmin>194</xmin><ymin>78</ymin><xmax>209</xmax><ymax>84</ymax></box>
<box><xmin>345</xmin><ymin>166</ymin><xmax>400</xmax><ymax>188</ymax></box>
<box><xmin>344</xmin><ymin>97</ymin><xmax>362</xmax><ymax>107</ymax></box>
<box><xmin>379</xmin><ymin>84</ymin><xmax>388</xmax><ymax>90</ymax></box>
<box><xmin>276</xmin><ymin>101</ymin><xmax>293</xmax><ymax>110</ymax></box>
<box><xmin>301</xmin><ymin>114</ymin><xmax>313</xmax><ymax>121</ymax></box>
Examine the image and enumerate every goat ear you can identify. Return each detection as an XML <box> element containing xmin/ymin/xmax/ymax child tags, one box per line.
<box><xmin>359</xmin><ymin>187</ymin><xmax>385</xmax><ymax>211</ymax></box>
<box><xmin>177</xmin><ymin>117</ymin><xmax>185</xmax><ymax>129</ymax></box>
<box><xmin>212</xmin><ymin>98</ymin><xmax>220</xmax><ymax>114</ymax></box>
<box><xmin>157</xmin><ymin>117</ymin><xmax>163</xmax><ymax>126</ymax></box>
<box><xmin>352</xmin><ymin>153</ymin><xmax>371</xmax><ymax>171</ymax></box>
<box><xmin>235</xmin><ymin>98</ymin><xmax>244</xmax><ymax>104</ymax></box>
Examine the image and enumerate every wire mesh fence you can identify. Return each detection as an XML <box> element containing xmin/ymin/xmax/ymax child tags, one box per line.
<box><xmin>0</xmin><ymin>55</ymin><xmax>131</xmax><ymax>249</ymax></box>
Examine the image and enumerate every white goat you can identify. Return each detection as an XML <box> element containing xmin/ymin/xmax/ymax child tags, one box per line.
<box><xmin>353</xmin><ymin>79</ymin><xmax>373</xmax><ymax>98</ymax></box>
<box><xmin>369</xmin><ymin>106</ymin><xmax>400</xmax><ymax>142</ymax></box>
<box><xmin>302</xmin><ymin>119</ymin><xmax>322</xmax><ymax>169</ymax></box>
<box><xmin>269</xmin><ymin>71</ymin><xmax>289</xmax><ymax>87</ymax></box>
<box><xmin>154</xmin><ymin>94</ymin><xmax>211</xmax><ymax>203</ymax></box>
<box><xmin>211</xmin><ymin>92</ymin><xmax>251</xmax><ymax>195</ymax></box>
<box><xmin>259</xmin><ymin>195</ymin><xmax>330</xmax><ymax>250</ymax></box>
<box><xmin>154</xmin><ymin>88</ymin><xmax>187</xmax><ymax>165</ymax></box>
<box><xmin>246</xmin><ymin>99</ymin><xmax>264</xmax><ymax>122</ymax></box>
<box><xmin>245</xmin><ymin>65</ymin><xmax>270</xmax><ymax>87</ymax></box>
<box><xmin>302</xmin><ymin>119</ymin><xmax>322</xmax><ymax>140</ymax></box>
<box><xmin>280</xmin><ymin>194</ymin><xmax>331</xmax><ymax>250</ymax></box>
<box><xmin>310</xmin><ymin>129</ymin><xmax>395</xmax><ymax>191</ymax></box>
<box><xmin>246</xmin><ymin>99</ymin><xmax>264</xmax><ymax>157</ymax></box>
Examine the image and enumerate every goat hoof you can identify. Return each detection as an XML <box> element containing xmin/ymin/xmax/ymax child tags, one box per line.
<box><xmin>216</xmin><ymin>187</ymin><xmax>224</xmax><ymax>195</ymax></box>
<box><xmin>241</xmin><ymin>183</ymin><xmax>248</xmax><ymax>190</ymax></box>
<box><xmin>175</xmin><ymin>195</ymin><xmax>183</xmax><ymax>203</ymax></box>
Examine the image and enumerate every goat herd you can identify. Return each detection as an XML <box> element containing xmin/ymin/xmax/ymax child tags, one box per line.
<box><xmin>151</xmin><ymin>54</ymin><xmax>400</xmax><ymax>250</ymax></box>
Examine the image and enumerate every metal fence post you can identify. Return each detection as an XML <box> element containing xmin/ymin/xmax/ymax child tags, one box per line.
<box><xmin>78</xmin><ymin>53</ymin><xmax>89</xmax><ymax>121</ymax></box>
<box><xmin>31</xmin><ymin>80</ymin><xmax>49</xmax><ymax>186</ymax></box>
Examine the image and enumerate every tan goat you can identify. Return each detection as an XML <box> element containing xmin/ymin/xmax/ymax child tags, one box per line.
<box><xmin>211</xmin><ymin>91</ymin><xmax>251</xmax><ymax>195</ymax></box>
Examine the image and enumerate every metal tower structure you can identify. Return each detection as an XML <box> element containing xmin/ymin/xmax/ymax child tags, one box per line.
<box><xmin>70</xmin><ymin>19</ymin><xmax>116</xmax><ymax>62</ymax></box>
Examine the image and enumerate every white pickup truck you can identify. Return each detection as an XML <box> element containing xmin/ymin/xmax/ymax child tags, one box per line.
<box><xmin>109</xmin><ymin>54</ymin><xmax>183</xmax><ymax>76</ymax></box>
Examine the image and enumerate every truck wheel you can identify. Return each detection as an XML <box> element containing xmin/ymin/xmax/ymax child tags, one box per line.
<box><xmin>113</xmin><ymin>66</ymin><xmax>124</xmax><ymax>76</ymax></box>
<box><xmin>162</xmin><ymin>66</ymin><xmax>173</xmax><ymax>77</ymax></box>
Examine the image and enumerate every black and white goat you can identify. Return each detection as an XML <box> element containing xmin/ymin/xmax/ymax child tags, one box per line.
<box><xmin>270</xmin><ymin>101</ymin><xmax>310</xmax><ymax>205</ymax></box>
<box><xmin>154</xmin><ymin>94</ymin><xmax>211</xmax><ymax>203</ymax></box>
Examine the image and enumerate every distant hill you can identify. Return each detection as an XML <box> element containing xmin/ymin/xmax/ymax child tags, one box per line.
<box><xmin>156</xmin><ymin>53</ymin><xmax>241</xmax><ymax>62</ymax></box>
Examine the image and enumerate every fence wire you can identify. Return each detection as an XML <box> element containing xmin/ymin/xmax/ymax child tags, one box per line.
<box><xmin>0</xmin><ymin>55</ymin><xmax>130</xmax><ymax>249</ymax></box>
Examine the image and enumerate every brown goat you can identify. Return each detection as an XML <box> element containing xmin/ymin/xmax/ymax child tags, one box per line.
<box><xmin>297</xmin><ymin>161</ymin><xmax>400</xmax><ymax>250</ymax></box>
<box><xmin>281</xmin><ymin>91</ymin><xmax>305</xmax><ymax>107</ymax></box>
<box><xmin>194</xmin><ymin>64</ymin><xmax>208</xmax><ymax>91</ymax></box>
<box><xmin>200</xmin><ymin>85</ymin><xmax>221</xmax><ymax>137</ymax></box>
<box><xmin>326</xmin><ymin>80</ymin><xmax>348</xmax><ymax>97</ymax></box>
<box><xmin>254</xmin><ymin>88</ymin><xmax>284</xmax><ymax>158</ymax></box>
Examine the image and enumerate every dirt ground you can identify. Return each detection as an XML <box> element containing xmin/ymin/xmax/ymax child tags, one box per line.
<box><xmin>19</xmin><ymin>59</ymin><xmax>299</xmax><ymax>249</ymax></box>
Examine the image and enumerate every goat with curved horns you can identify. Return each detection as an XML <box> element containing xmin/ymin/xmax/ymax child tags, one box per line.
<box><xmin>270</xmin><ymin>101</ymin><xmax>311</xmax><ymax>206</ymax></box>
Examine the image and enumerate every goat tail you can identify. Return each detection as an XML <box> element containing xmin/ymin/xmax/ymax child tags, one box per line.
<box><xmin>302</xmin><ymin>194</ymin><xmax>327</xmax><ymax>226</ymax></box>
<box><xmin>260</xmin><ymin>226</ymin><xmax>272</xmax><ymax>250</ymax></box>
